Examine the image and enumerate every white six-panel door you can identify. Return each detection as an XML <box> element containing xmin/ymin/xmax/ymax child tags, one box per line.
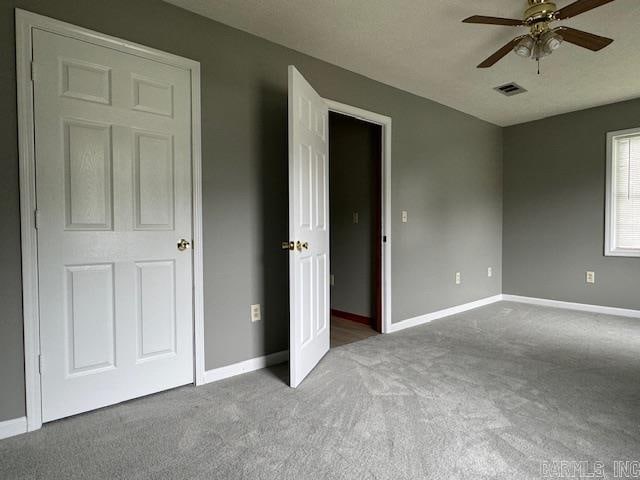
<box><xmin>288</xmin><ymin>66</ymin><xmax>330</xmax><ymax>388</ymax></box>
<box><xmin>33</xmin><ymin>28</ymin><xmax>194</xmax><ymax>421</ymax></box>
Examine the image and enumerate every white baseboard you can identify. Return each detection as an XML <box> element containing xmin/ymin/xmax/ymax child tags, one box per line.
<box><xmin>202</xmin><ymin>350</ymin><xmax>289</xmax><ymax>384</ymax></box>
<box><xmin>387</xmin><ymin>293</ymin><xmax>640</xmax><ymax>335</ymax></box>
<box><xmin>502</xmin><ymin>294</ymin><xmax>640</xmax><ymax>318</ymax></box>
<box><xmin>0</xmin><ymin>416</ymin><xmax>27</xmax><ymax>440</ymax></box>
<box><xmin>388</xmin><ymin>294</ymin><xmax>503</xmax><ymax>333</ymax></box>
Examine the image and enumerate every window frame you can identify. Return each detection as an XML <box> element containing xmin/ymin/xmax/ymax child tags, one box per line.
<box><xmin>605</xmin><ymin>126</ymin><xmax>640</xmax><ymax>258</ymax></box>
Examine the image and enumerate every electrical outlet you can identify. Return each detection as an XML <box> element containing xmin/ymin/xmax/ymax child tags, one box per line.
<box><xmin>455</xmin><ymin>272</ymin><xmax>461</xmax><ymax>285</ymax></box>
<box><xmin>488</xmin><ymin>267</ymin><xmax>493</xmax><ymax>278</ymax></box>
<box><xmin>353</xmin><ymin>212</ymin><xmax>359</xmax><ymax>224</ymax></box>
<box><xmin>250</xmin><ymin>304</ymin><xmax>261</xmax><ymax>322</ymax></box>
<box><xmin>586</xmin><ymin>271</ymin><xmax>595</xmax><ymax>284</ymax></box>
<box><xmin>402</xmin><ymin>211</ymin><xmax>408</xmax><ymax>223</ymax></box>
<box><xmin>330</xmin><ymin>274</ymin><xmax>335</xmax><ymax>286</ymax></box>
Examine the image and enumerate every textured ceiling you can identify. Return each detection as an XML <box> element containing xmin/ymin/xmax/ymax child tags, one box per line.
<box><xmin>163</xmin><ymin>0</ymin><xmax>640</xmax><ymax>126</ymax></box>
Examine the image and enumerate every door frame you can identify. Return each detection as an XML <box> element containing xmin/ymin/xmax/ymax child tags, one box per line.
<box><xmin>15</xmin><ymin>9</ymin><xmax>205</xmax><ymax>432</ymax></box>
<box><xmin>324</xmin><ymin>99</ymin><xmax>392</xmax><ymax>334</ymax></box>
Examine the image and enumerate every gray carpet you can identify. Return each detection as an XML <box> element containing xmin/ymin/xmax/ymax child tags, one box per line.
<box><xmin>1</xmin><ymin>301</ymin><xmax>639</xmax><ymax>479</ymax></box>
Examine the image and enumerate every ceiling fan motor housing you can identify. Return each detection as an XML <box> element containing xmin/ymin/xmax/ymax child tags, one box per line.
<box><xmin>524</xmin><ymin>0</ymin><xmax>557</xmax><ymax>24</ymax></box>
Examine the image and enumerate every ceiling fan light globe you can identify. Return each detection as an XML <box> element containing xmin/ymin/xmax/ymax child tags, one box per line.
<box><xmin>541</xmin><ymin>31</ymin><xmax>564</xmax><ymax>55</ymax></box>
<box><xmin>514</xmin><ymin>36</ymin><xmax>535</xmax><ymax>58</ymax></box>
<box><xmin>548</xmin><ymin>36</ymin><xmax>563</xmax><ymax>50</ymax></box>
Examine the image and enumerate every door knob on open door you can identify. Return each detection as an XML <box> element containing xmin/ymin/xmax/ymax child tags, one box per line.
<box><xmin>177</xmin><ymin>239</ymin><xmax>191</xmax><ymax>251</ymax></box>
<box><xmin>282</xmin><ymin>241</ymin><xmax>295</xmax><ymax>251</ymax></box>
<box><xmin>283</xmin><ymin>241</ymin><xmax>309</xmax><ymax>251</ymax></box>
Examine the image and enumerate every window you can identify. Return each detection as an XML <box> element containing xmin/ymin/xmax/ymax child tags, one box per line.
<box><xmin>606</xmin><ymin>127</ymin><xmax>640</xmax><ymax>257</ymax></box>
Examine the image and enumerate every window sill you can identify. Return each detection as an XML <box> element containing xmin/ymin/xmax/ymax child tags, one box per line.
<box><xmin>605</xmin><ymin>249</ymin><xmax>640</xmax><ymax>258</ymax></box>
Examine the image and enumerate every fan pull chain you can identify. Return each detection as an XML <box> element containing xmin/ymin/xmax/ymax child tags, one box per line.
<box><xmin>537</xmin><ymin>58</ymin><xmax>541</xmax><ymax>75</ymax></box>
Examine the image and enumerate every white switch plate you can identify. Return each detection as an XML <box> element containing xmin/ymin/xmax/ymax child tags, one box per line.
<box><xmin>402</xmin><ymin>211</ymin><xmax>408</xmax><ymax>223</ymax></box>
<box><xmin>250</xmin><ymin>304</ymin><xmax>261</xmax><ymax>322</ymax></box>
<box><xmin>488</xmin><ymin>267</ymin><xmax>493</xmax><ymax>278</ymax></box>
<box><xmin>330</xmin><ymin>274</ymin><xmax>335</xmax><ymax>286</ymax></box>
<box><xmin>353</xmin><ymin>212</ymin><xmax>359</xmax><ymax>224</ymax></box>
<box><xmin>455</xmin><ymin>272</ymin><xmax>461</xmax><ymax>285</ymax></box>
<box><xmin>586</xmin><ymin>271</ymin><xmax>595</xmax><ymax>284</ymax></box>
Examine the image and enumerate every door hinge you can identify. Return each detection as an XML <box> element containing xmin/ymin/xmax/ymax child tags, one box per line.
<box><xmin>30</xmin><ymin>62</ymin><xmax>37</xmax><ymax>82</ymax></box>
<box><xmin>34</xmin><ymin>209</ymin><xmax>41</xmax><ymax>229</ymax></box>
<box><xmin>38</xmin><ymin>354</ymin><xmax>42</xmax><ymax>374</ymax></box>
<box><xmin>383</xmin><ymin>236</ymin><xmax>387</xmax><ymax>243</ymax></box>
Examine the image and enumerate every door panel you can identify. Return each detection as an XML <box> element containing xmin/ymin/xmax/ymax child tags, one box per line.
<box><xmin>315</xmin><ymin>152</ymin><xmax>327</xmax><ymax>229</ymax></box>
<box><xmin>33</xmin><ymin>28</ymin><xmax>194</xmax><ymax>422</ymax></box>
<box><xmin>135</xmin><ymin>260</ymin><xmax>176</xmax><ymax>361</ymax></box>
<box><xmin>64</xmin><ymin>120</ymin><xmax>113</xmax><ymax>230</ymax></box>
<box><xmin>133</xmin><ymin>130</ymin><xmax>175</xmax><ymax>229</ymax></box>
<box><xmin>316</xmin><ymin>253</ymin><xmax>328</xmax><ymax>333</ymax></box>
<box><xmin>60</xmin><ymin>59</ymin><xmax>111</xmax><ymax>104</ymax></box>
<box><xmin>132</xmin><ymin>74</ymin><xmax>174</xmax><ymax>117</ymax></box>
<box><xmin>288</xmin><ymin>66</ymin><xmax>330</xmax><ymax>387</ymax></box>
<box><xmin>66</xmin><ymin>264</ymin><xmax>115</xmax><ymax>375</ymax></box>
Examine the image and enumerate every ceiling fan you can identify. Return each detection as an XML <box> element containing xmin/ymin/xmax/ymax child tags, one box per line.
<box><xmin>463</xmin><ymin>0</ymin><xmax>615</xmax><ymax>69</ymax></box>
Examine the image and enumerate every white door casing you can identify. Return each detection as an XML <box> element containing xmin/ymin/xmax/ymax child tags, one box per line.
<box><xmin>33</xmin><ymin>28</ymin><xmax>194</xmax><ymax>421</ymax></box>
<box><xmin>323</xmin><ymin>99</ymin><xmax>392</xmax><ymax>334</ymax></box>
<box><xmin>288</xmin><ymin>66</ymin><xmax>330</xmax><ymax>388</ymax></box>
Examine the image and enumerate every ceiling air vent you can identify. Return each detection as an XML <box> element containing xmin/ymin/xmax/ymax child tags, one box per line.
<box><xmin>494</xmin><ymin>82</ymin><xmax>527</xmax><ymax>97</ymax></box>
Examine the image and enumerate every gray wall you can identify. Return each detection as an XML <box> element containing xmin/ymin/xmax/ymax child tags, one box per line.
<box><xmin>0</xmin><ymin>0</ymin><xmax>503</xmax><ymax>421</ymax></box>
<box><xmin>329</xmin><ymin>113</ymin><xmax>379</xmax><ymax>318</ymax></box>
<box><xmin>503</xmin><ymin>98</ymin><xmax>640</xmax><ymax>309</ymax></box>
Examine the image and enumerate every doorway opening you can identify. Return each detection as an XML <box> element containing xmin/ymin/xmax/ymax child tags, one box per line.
<box><xmin>328</xmin><ymin>112</ymin><xmax>383</xmax><ymax>348</ymax></box>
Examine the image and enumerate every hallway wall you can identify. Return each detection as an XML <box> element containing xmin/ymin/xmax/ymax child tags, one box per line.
<box><xmin>329</xmin><ymin>113</ymin><xmax>380</xmax><ymax>319</ymax></box>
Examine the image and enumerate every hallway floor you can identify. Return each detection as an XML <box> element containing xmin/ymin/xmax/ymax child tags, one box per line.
<box><xmin>330</xmin><ymin>315</ymin><xmax>378</xmax><ymax>348</ymax></box>
<box><xmin>1</xmin><ymin>302</ymin><xmax>639</xmax><ymax>479</ymax></box>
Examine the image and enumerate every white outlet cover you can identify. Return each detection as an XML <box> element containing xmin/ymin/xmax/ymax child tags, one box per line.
<box><xmin>353</xmin><ymin>212</ymin><xmax>359</xmax><ymax>224</ymax></box>
<box><xmin>586</xmin><ymin>271</ymin><xmax>595</xmax><ymax>284</ymax></box>
<box><xmin>488</xmin><ymin>267</ymin><xmax>493</xmax><ymax>278</ymax></box>
<box><xmin>455</xmin><ymin>272</ymin><xmax>461</xmax><ymax>285</ymax></box>
<box><xmin>251</xmin><ymin>304</ymin><xmax>261</xmax><ymax>322</ymax></box>
<box><xmin>402</xmin><ymin>211</ymin><xmax>408</xmax><ymax>223</ymax></box>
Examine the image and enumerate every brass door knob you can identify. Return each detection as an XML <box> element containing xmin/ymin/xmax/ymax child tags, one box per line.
<box><xmin>296</xmin><ymin>241</ymin><xmax>309</xmax><ymax>251</ymax></box>
<box><xmin>282</xmin><ymin>241</ymin><xmax>295</xmax><ymax>251</ymax></box>
<box><xmin>177</xmin><ymin>239</ymin><xmax>191</xmax><ymax>251</ymax></box>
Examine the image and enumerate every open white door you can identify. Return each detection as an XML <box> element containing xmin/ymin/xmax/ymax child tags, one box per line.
<box><xmin>288</xmin><ymin>66</ymin><xmax>330</xmax><ymax>388</ymax></box>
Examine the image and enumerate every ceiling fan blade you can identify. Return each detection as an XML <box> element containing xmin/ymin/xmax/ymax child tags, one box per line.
<box><xmin>463</xmin><ymin>15</ymin><xmax>525</xmax><ymax>26</ymax></box>
<box><xmin>477</xmin><ymin>37</ymin><xmax>522</xmax><ymax>68</ymax></box>
<box><xmin>555</xmin><ymin>0</ymin><xmax>616</xmax><ymax>20</ymax></box>
<box><xmin>557</xmin><ymin>27</ymin><xmax>614</xmax><ymax>51</ymax></box>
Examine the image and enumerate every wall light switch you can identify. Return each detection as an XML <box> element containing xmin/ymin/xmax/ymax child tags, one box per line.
<box><xmin>250</xmin><ymin>304</ymin><xmax>261</xmax><ymax>322</ymax></box>
<box><xmin>455</xmin><ymin>272</ymin><xmax>461</xmax><ymax>285</ymax></box>
<box><xmin>353</xmin><ymin>212</ymin><xmax>359</xmax><ymax>224</ymax></box>
<box><xmin>330</xmin><ymin>274</ymin><xmax>335</xmax><ymax>286</ymax></box>
<box><xmin>402</xmin><ymin>211</ymin><xmax>408</xmax><ymax>223</ymax></box>
<box><xmin>586</xmin><ymin>271</ymin><xmax>595</xmax><ymax>284</ymax></box>
<box><xmin>488</xmin><ymin>267</ymin><xmax>493</xmax><ymax>278</ymax></box>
